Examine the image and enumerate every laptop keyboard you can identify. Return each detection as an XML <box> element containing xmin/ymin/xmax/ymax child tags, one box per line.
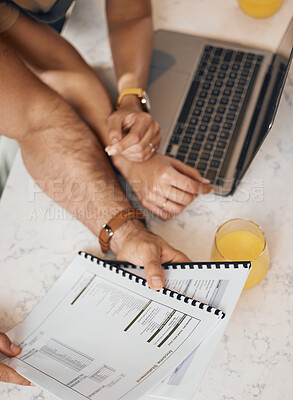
<box><xmin>165</xmin><ymin>45</ymin><xmax>264</xmax><ymax>185</ymax></box>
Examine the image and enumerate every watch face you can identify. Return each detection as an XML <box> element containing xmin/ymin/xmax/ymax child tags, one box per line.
<box><xmin>141</xmin><ymin>90</ymin><xmax>151</xmax><ymax>112</ymax></box>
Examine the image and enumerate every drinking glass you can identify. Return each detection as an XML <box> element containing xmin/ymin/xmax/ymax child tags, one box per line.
<box><xmin>210</xmin><ymin>218</ymin><xmax>270</xmax><ymax>290</ymax></box>
<box><xmin>238</xmin><ymin>0</ymin><xmax>283</xmax><ymax>18</ymax></box>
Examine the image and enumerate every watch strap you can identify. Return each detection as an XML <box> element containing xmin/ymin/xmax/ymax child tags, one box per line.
<box><xmin>116</xmin><ymin>88</ymin><xmax>147</xmax><ymax>111</ymax></box>
<box><xmin>99</xmin><ymin>208</ymin><xmax>145</xmax><ymax>253</ymax></box>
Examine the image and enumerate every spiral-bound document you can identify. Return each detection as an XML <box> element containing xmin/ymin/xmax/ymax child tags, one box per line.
<box><xmin>1</xmin><ymin>253</ymin><xmax>250</xmax><ymax>400</ymax></box>
<box><xmin>120</xmin><ymin>259</ymin><xmax>251</xmax><ymax>399</ymax></box>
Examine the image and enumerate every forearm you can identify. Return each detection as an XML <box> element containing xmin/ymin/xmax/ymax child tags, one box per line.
<box><xmin>1</xmin><ymin>12</ymin><xmax>93</xmax><ymax>77</ymax></box>
<box><xmin>106</xmin><ymin>0</ymin><xmax>153</xmax><ymax>93</ymax></box>
<box><xmin>0</xmin><ymin>27</ymin><xmax>191</xmax><ymax>289</ymax></box>
<box><xmin>1</xmin><ymin>8</ymin><xmax>153</xmax><ymax>152</ymax></box>
<box><xmin>0</xmin><ymin>41</ymin><xmax>140</xmax><ymax>252</ymax></box>
<box><xmin>0</xmin><ymin>40</ymin><xmax>47</xmax><ymax>141</ymax></box>
<box><xmin>1</xmin><ymin>13</ymin><xmax>114</xmax><ymax>137</ymax></box>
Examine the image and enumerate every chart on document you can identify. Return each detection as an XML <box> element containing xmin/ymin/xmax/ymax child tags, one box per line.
<box><xmin>3</xmin><ymin>254</ymin><xmax>224</xmax><ymax>400</ymax></box>
<box><xmin>147</xmin><ymin>261</ymin><xmax>251</xmax><ymax>399</ymax></box>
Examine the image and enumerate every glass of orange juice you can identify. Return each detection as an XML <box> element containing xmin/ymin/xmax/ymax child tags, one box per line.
<box><xmin>238</xmin><ymin>0</ymin><xmax>283</xmax><ymax>18</ymax></box>
<box><xmin>210</xmin><ymin>218</ymin><xmax>270</xmax><ymax>290</ymax></box>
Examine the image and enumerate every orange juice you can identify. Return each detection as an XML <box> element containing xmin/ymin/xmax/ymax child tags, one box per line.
<box><xmin>211</xmin><ymin>220</ymin><xmax>270</xmax><ymax>290</ymax></box>
<box><xmin>238</xmin><ymin>0</ymin><xmax>283</xmax><ymax>18</ymax></box>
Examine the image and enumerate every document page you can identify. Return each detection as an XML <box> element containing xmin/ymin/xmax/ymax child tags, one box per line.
<box><xmin>2</xmin><ymin>253</ymin><xmax>224</xmax><ymax>400</ymax></box>
<box><xmin>146</xmin><ymin>262</ymin><xmax>251</xmax><ymax>399</ymax></box>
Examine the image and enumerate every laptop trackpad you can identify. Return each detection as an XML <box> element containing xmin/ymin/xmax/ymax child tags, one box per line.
<box><xmin>148</xmin><ymin>67</ymin><xmax>190</xmax><ymax>149</ymax></box>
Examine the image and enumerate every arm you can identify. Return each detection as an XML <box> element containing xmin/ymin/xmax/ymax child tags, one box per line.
<box><xmin>1</xmin><ymin>14</ymin><xmax>212</xmax><ymax>220</ymax></box>
<box><xmin>0</xmin><ymin>40</ymin><xmax>191</xmax><ymax>289</ymax></box>
<box><xmin>2</xmin><ymin>3</ymin><xmax>158</xmax><ymax>162</ymax></box>
<box><xmin>0</xmin><ymin>39</ymin><xmax>132</xmax><ymax>240</ymax></box>
<box><xmin>105</xmin><ymin>0</ymin><xmax>212</xmax><ymax>203</ymax></box>
<box><xmin>1</xmin><ymin>11</ymin><xmax>158</xmax><ymax>161</ymax></box>
<box><xmin>107</xmin><ymin>0</ymin><xmax>153</xmax><ymax>94</ymax></box>
<box><xmin>0</xmin><ymin>14</ymin><xmax>113</xmax><ymax>136</ymax></box>
<box><xmin>104</xmin><ymin>0</ymin><xmax>161</xmax><ymax>160</ymax></box>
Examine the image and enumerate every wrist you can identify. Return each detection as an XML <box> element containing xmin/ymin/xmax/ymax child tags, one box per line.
<box><xmin>110</xmin><ymin>218</ymin><xmax>146</xmax><ymax>254</ymax></box>
<box><xmin>119</xmin><ymin>94</ymin><xmax>143</xmax><ymax>112</ymax></box>
<box><xmin>111</xmin><ymin>153</ymin><xmax>133</xmax><ymax>177</ymax></box>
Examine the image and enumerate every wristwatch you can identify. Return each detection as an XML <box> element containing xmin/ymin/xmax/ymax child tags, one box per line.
<box><xmin>116</xmin><ymin>88</ymin><xmax>151</xmax><ymax>112</ymax></box>
<box><xmin>99</xmin><ymin>208</ymin><xmax>145</xmax><ymax>253</ymax></box>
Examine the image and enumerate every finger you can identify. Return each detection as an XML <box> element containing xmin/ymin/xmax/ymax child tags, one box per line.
<box><xmin>117</xmin><ymin>117</ymin><xmax>160</xmax><ymax>161</ymax></box>
<box><xmin>168</xmin><ymin>168</ymin><xmax>213</xmax><ymax>195</ymax></box>
<box><xmin>159</xmin><ymin>241</ymin><xmax>192</xmax><ymax>264</ymax></box>
<box><xmin>150</xmin><ymin>132</ymin><xmax>161</xmax><ymax>151</ymax></box>
<box><xmin>169</xmin><ymin>157</ymin><xmax>211</xmax><ymax>184</ymax></box>
<box><xmin>106</xmin><ymin>114</ymin><xmax>124</xmax><ymax>146</ymax></box>
<box><xmin>169</xmin><ymin>251</ymin><xmax>191</xmax><ymax>263</ymax></box>
<box><xmin>141</xmin><ymin>242</ymin><xmax>165</xmax><ymax>290</ymax></box>
<box><xmin>122</xmin><ymin>112</ymin><xmax>137</xmax><ymax>130</ymax></box>
<box><xmin>0</xmin><ymin>364</ymin><xmax>31</xmax><ymax>386</ymax></box>
<box><xmin>148</xmin><ymin>194</ymin><xmax>185</xmax><ymax>216</ymax></box>
<box><xmin>0</xmin><ymin>333</ymin><xmax>21</xmax><ymax>357</ymax></box>
<box><xmin>120</xmin><ymin>129</ymin><xmax>161</xmax><ymax>162</ymax></box>
<box><xmin>123</xmin><ymin>130</ymin><xmax>160</xmax><ymax>154</ymax></box>
<box><xmin>106</xmin><ymin>116</ymin><xmax>150</xmax><ymax>156</ymax></box>
<box><xmin>158</xmin><ymin>185</ymin><xmax>197</xmax><ymax>206</ymax></box>
<box><xmin>122</xmin><ymin>119</ymin><xmax>160</xmax><ymax>150</ymax></box>
<box><xmin>141</xmin><ymin>200</ymin><xmax>172</xmax><ymax>221</ymax></box>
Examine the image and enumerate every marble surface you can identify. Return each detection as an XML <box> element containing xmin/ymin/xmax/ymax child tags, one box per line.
<box><xmin>1</xmin><ymin>0</ymin><xmax>293</xmax><ymax>399</ymax></box>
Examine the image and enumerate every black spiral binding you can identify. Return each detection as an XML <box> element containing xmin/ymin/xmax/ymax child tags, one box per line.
<box><xmin>78</xmin><ymin>251</ymin><xmax>230</xmax><ymax>319</ymax></box>
<box><xmin>121</xmin><ymin>261</ymin><xmax>251</xmax><ymax>270</ymax></box>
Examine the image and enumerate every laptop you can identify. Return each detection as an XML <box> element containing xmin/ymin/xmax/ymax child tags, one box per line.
<box><xmin>148</xmin><ymin>18</ymin><xmax>293</xmax><ymax>196</ymax></box>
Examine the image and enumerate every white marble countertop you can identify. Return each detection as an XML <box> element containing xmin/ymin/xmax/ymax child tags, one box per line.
<box><xmin>1</xmin><ymin>0</ymin><xmax>293</xmax><ymax>399</ymax></box>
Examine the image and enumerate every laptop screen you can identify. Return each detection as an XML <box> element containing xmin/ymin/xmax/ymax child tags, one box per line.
<box><xmin>277</xmin><ymin>16</ymin><xmax>293</xmax><ymax>64</ymax></box>
<box><xmin>263</xmin><ymin>16</ymin><xmax>293</xmax><ymax>132</ymax></box>
<box><xmin>239</xmin><ymin>17</ymin><xmax>293</xmax><ymax>177</ymax></box>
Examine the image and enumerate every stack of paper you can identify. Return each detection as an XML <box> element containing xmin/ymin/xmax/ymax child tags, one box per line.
<box><xmin>0</xmin><ymin>253</ymin><xmax>250</xmax><ymax>400</ymax></box>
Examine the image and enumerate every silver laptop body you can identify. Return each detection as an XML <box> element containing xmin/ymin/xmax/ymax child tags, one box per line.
<box><xmin>148</xmin><ymin>19</ymin><xmax>293</xmax><ymax>195</ymax></box>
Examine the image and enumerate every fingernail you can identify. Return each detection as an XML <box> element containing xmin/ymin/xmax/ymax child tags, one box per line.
<box><xmin>151</xmin><ymin>277</ymin><xmax>164</xmax><ymax>290</ymax></box>
<box><xmin>30</xmin><ymin>382</ymin><xmax>36</xmax><ymax>386</ymax></box>
<box><xmin>111</xmin><ymin>138</ymin><xmax>119</xmax><ymax>145</ymax></box>
<box><xmin>10</xmin><ymin>343</ymin><xmax>21</xmax><ymax>355</ymax></box>
<box><xmin>202</xmin><ymin>178</ymin><xmax>210</xmax><ymax>184</ymax></box>
<box><xmin>209</xmin><ymin>188</ymin><xmax>215</xmax><ymax>194</ymax></box>
<box><xmin>105</xmin><ymin>147</ymin><xmax>117</xmax><ymax>156</ymax></box>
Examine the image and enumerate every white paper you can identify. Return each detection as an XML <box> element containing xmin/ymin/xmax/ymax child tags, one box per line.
<box><xmin>2</xmin><ymin>253</ymin><xmax>224</xmax><ymax>400</ymax></box>
<box><xmin>144</xmin><ymin>262</ymin><xmax>251</xmax><ymax>399</ymax></box>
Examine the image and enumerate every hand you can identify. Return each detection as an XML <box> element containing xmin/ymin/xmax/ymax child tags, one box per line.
<box><xmin>111</xmin><ymin>220</ymin><xmax>191</xmax><ymax>290</ymax></box>
<box><xmin>105</xmin><ymin>97</ymin><xmax>161</xmax><ymax>162</ymax></box>
<box><xmin>0</xmin><ymin>332</ymin><xmax>31</xmax><ymax>385</ymax></box>
<box><xmin>114</xmin><ymin>153</ymin><xmax>214</xmax><ymax>220</ymax></box>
